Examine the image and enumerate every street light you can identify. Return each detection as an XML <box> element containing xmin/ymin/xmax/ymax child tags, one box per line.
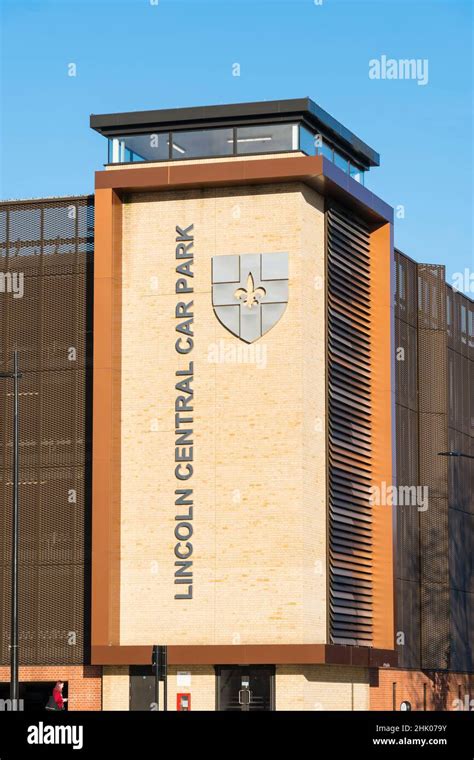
<box><xmin>437</xmin><ymin>451</ymin><xmax>474</xmax><ymax>459</ymax></box>
<box><xmin>0</xmin><ymin>350</ymin><xmax>22</xmax><ymax>709</ymax></box>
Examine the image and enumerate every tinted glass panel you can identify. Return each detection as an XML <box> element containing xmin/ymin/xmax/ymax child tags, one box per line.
<box><xmin>108</xmin><ymin>134</ymin><xmax>169</xmax><ymax>162</ymax></box>
<box><xmin>217</xmin><ymin>666</ymin><xmax>274</xmax><ymax>711</ymax></box>
<box><xmin>299</xmin><ymin>125</ymin><xmax>316</xmax><ymax>155</ymax></box>
<box><xmin>321</xmin><ymin>141</ymin><xmax>333</xmax><ymax>160</ymax></box>
<box><xmin>171</xmin><ymin>128</ymin><xmax>233</xmax><ymax>159</ymax></box>
<box><xmin>350</xmin><ymin>162</ymin><xmax>365</xmax><ymax>184</ymax></box>
<box><xmin>218</xmin><ymin>667</ymin><xmax>243</xmax><ymax>712</ymax></box>
<box><xmin>334</xmin><ymin>150</ymin><xmax>349</xmax><ymax>173</ymax></box>
<box><xmin>236</xmin><ymin>124</ymin><xmax>296</xmax><ymax>154</ymax></box>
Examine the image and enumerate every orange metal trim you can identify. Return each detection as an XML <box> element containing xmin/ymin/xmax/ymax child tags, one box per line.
<box><xmin>94</xmin><ymin>155</ymin><xmax>392</xmax><ymax>225</ymax></box>
<box><xmin>91</xmin><ymin>644</ymin><xmax>397</xmax><ymax>667</ymax></box>
<box><xmin>91</xmin><ymin>187</ymin><xmax>122</xmax><ymax>647</ymax></box>
<box><xmin>95</xmin><ymin>156</ymin><xmax>320</xmax><ymax>192</ymax></box>
<box><xmin>370</xmin><ymin>222</ymin><xmax>395</xmax><ymax>650</ymax></box>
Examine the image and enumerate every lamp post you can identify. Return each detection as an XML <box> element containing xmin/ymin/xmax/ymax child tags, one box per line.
<box><xmin>0</xmin><ymin>350</ymin><xmax>22</xmax><ymax>709</ymax></box>
<box><xmin>437</xmin><ymin>451</ymin><xmax>474</xmax><ymax>460</ymax></box>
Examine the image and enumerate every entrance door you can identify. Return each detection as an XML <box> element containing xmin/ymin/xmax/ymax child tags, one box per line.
<box><xmin>129</xmin><ymin>666</ymin><xmax>155</xmax><ymax>711</ymax></box>
<box><xmin>216</xmin><ymin>666</ymin><xmax>275</xmax><ymax>711</ymax></box>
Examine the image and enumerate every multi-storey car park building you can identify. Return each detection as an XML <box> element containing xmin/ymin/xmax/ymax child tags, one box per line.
<box><xmin>0</xmin><ymin>99</ymin><xmax>472</xmax><ymax>711</ymax></box>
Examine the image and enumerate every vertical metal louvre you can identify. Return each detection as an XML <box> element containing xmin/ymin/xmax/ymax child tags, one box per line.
<box><xmin>327</xmin><ymin>201</ymin><xmax>373</xmax><ymax>646</ymax></box>
<box><xmin>0</xmin><ymin>196</ymin><xmax>93</xmax><ymax>665</ymax></box>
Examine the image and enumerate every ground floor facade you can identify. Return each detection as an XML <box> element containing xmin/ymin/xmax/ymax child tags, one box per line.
<box><xmin>103</xmin><ymin>664</ymin><xmax>371</xmax><ymax>711</ymax></box>
<box><xmin>0</xmin><ymin>665</ymin><xmax>102</xmax><ymax>711</ymax></box>
<box><xmin>100</xmin><ymin>664</ymin><xmax>474</xmax><ymax>712</ymax></box>
<box><xmin>0</xmin><ymin>664</ymin><xmax>472</xmax><ymax>711</ymax></box>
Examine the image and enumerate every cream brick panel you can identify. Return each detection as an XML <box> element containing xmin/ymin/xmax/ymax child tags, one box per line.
<box><xmin>102</xmin><ymin>666</ymin><xmax>129</xmax><ymax>711</ymax></box>
<box><xmin>276</xmin><ymin>665</ymin><xmax>370</xmax><ymax>711</ymax></box>
<box><xmin>120</xmin><ymin>183</ymin><xmax>326</xmax><ymax>646</ymax></box>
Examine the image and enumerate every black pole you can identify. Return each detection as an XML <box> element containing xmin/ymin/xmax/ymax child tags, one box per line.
<box><xmin>0</xmin><ymin>352</ymin><xmax>21</xmax><ymax>708</ymax></box>
<box><xmin>155</xmin><ymin>667</ymin><xmax>160</xmax><ymax>713</ymax></box>
<box><xmin>11</xmin><ymin>350</ymin><xmax>19</xmax><ymax>708</ymax></box>
<box><xmin>152</xmin><ymin>644</ymin><xmax>159</xmax><ymax>712</ymax></box>
<box><xmin>163</xmin><ymin>646</ymin><xmax>168</xmax><ymax>711</ymax></box>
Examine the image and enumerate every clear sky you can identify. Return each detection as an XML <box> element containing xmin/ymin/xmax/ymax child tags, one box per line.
<box><xmin>0</xmin><ymin>0</ymin><xmax>472</xmax><ymax>288</ymax></box>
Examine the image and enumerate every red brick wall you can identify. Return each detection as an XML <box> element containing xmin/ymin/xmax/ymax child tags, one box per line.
<box><xmin>0</xmin><ymin>665</ymin><xmax>102</xmax><ymax>711</ymax></box>
<box><xmin>370</xmin><ymin>668</ymin><xmax>474</xmax><ymax>711</ymax></box>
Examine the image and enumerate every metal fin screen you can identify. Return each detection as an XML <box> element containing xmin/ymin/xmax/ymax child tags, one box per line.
<box><xmin>326</xmin><ymin>202</ymin><xmax>373</xmax><ymax>646</ymax></box>
<box><xmin>0</xmin><ymin>197</ymin><xmax>93</xmax><ymax>665</ymax></box>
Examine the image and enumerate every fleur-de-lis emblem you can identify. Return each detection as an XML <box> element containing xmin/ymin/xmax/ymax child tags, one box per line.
<box><xmin>212</xmin><ymin>252</ymin><xmax>288</xmax><ymax>343</ymax></box>
<box><xmin>234</xmin><ymin>272</ymin><xmax>266</xmax><ymax>309</ymax></box>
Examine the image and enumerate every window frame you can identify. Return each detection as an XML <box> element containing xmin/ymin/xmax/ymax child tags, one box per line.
<box><xmin>105</xmin><ymin>122</ymin><xmax>369</xmax><ymax>187</ymax></box>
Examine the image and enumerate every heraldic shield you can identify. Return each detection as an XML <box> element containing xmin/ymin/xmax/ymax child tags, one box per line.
<box><xmin>211</xmin><ymin>253</ymin><xmax>289</xmax><ymax>343</ymax></box>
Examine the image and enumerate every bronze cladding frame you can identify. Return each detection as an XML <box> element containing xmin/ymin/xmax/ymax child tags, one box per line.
<box><xmin>91</xmin><ymin>155</ymin><xmax>395</xmax><ymax>665</ymax></box>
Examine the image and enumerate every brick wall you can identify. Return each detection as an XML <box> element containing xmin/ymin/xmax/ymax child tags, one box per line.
<box><xmin>0</xmin><ymin>665</ymin><xmax>102</xmax><ymax>711</ymax></box>
<box><xmin>370</xmin><ymin>668</ymin><xmax>474</xmax><ymax>711</ymax></box>
<box><xmin>276</xmin><ymin>665</ymin><xmax>370</xmax><ymax>711</ymax></box>
<box><xmin>118</xmin><ymin>183</ymin><xmax>327</xmax><ymax>647</ymax></box>
<box><xmin>102</xmin><ymin>666</ymin><xmax>129</xmax><ymax>710</ymax></box>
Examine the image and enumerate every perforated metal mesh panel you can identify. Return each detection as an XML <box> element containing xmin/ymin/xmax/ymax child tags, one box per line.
<box><xmin>446</xmin><ymin>286</ymin><xmax>474</xmax><ymax>672</ymax></box>
<box><xmin>394</xmin><ymin>251</ymin><xmax>421</xmax><ymax>668</ymax></box>
<box><xmin>0</xmin><ymin>197</ymin><xmax>93</xmax><ymax>665</ymax></box>
<box><xmin>395</xmin><ymin>251</ymin><xmax>418</xmax><ymax>328</ymax></box>
<box><xmin>395</xmin><ymin>253</ymin><xmax>474</xmax><ymax>673</ymax></box>
<box><xmin>326</xmin><ymin>202</ymin><xmax>373</xmax><ymax>646</ymax></box>
<box><xmin>416</xmin><ymin>264</ymin><xmax>450</xmax><ymax>670</ymax></box>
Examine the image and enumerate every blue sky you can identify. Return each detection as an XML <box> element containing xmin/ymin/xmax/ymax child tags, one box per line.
<box><xmin>0</xmin><ymin>0</ymin><xmax>472</xmax><ymax>287</ymax></box>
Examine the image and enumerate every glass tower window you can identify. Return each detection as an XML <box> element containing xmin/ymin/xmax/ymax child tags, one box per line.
<box><xmin>171</xmin><ymin>128</ymin><xmax>234</xmax><ymax>159</ymax></box>
<box><xmin>104</xmin><ymin>121</ymin><xmax>368</xmax><ymax>186</ymax></box>
<box><xmin>321</xmin><ymin>141</ymin><xmax>333</xmax><ymax>160</ymax></box>
<box><xmin>299</xmin><ymin>124</ymin><xmax>316</xmax><ymax>156</ymax></box>
<box><xmin>350</xmin><ymin>165</ymin><xmax>362</xmax><ymax>183</ymax></box>
<box><xmin>108</xmin><ymin>134</ymin><xmax>169</xmax><ymax>162</ymax></box>
<box><xmin>235</xmin><ymin>124</ymin><xmax>297</xmax><ymax>154</ymax></box>
<box><xmin>334</xmin><ymin>150</ymin><xmax>349</xmax><ymax>173</ymax></box>
<box><xmin>350</xmin><ymin>162</ymin><xmax>365</xmax><ymax>185</ymax></box>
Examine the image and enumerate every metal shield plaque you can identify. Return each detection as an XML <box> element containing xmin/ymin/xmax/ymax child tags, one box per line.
<box><xmin>211</xmin><ymin>253</ymin><xmax>288</xmax><ymax>343</ymax></box>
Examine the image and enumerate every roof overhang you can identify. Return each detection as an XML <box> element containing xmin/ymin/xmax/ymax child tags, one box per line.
<box><xmin>90</xmin><ymin>97</ymin><xmax>380</xmax><ymax>169</ymax></box>
<box><xmin>94</xmin><ymin>154</ymin><xmax>392</xmax><ymax>226</ymax></box>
